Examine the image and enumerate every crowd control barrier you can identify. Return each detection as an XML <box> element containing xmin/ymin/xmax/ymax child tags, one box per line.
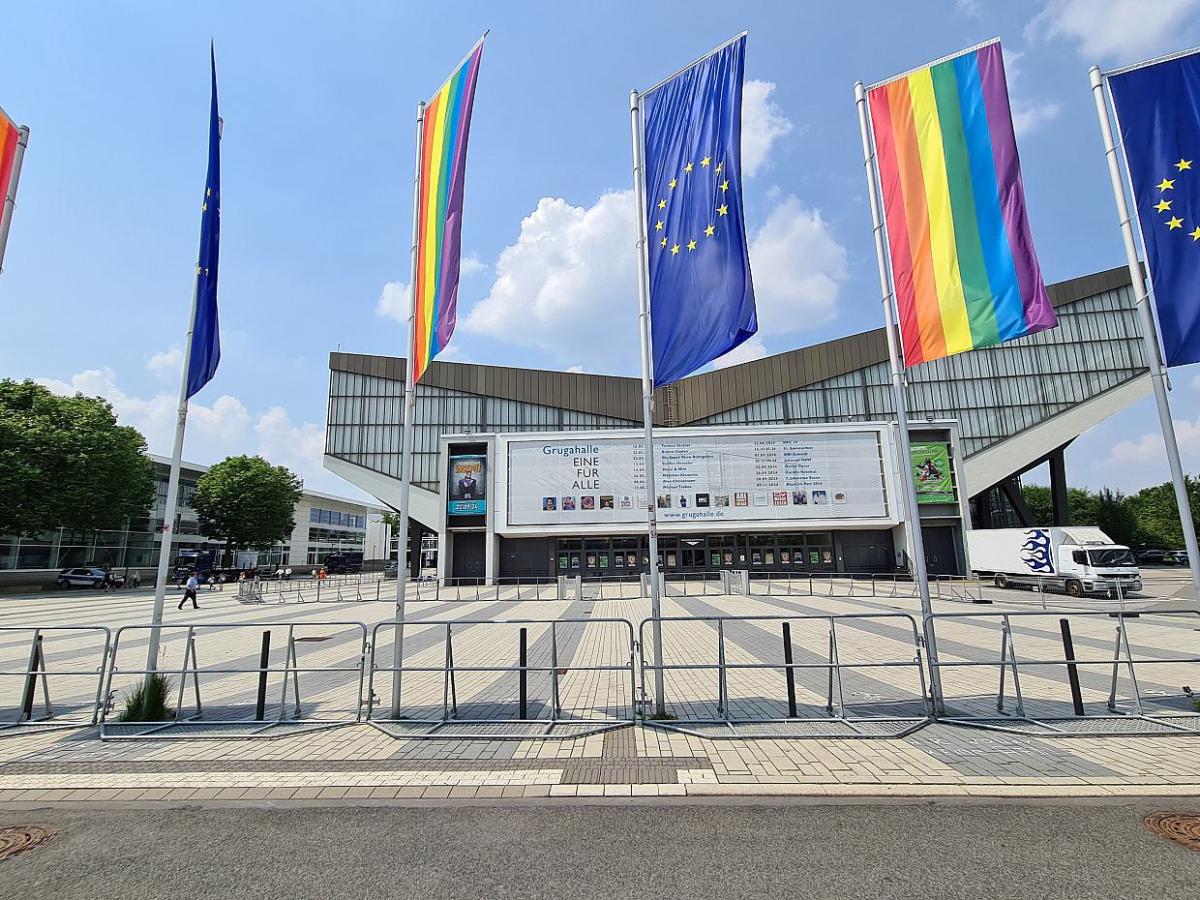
<box><xmin>98</xmin><ymin>620</ymin><xmax>370</xmax><ymax>740</ymax></box>
<box><xmin>639</xmin><ymin>613</ymin><xmax>931</xmax><ymax>739</ymax></box>
<box><xmin>366</xmin><ymin>617</ymin><xmax>638</xmax><ymax>739</ymax></box>
<box><xmin>0</xmin><ymin>625</ymin><xmax>111</xmax><ymax>734</ymax></box>
<box><xmin>929</xmin><ymin>609</ymin><xmax>1200</xmax><ymax>736</ymax></box>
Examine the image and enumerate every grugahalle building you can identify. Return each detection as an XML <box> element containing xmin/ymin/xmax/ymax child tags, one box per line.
<box><xmin>324</xmin><ymin>266</ymin><xmax>1148</xmax><ymax>582</ymax></box>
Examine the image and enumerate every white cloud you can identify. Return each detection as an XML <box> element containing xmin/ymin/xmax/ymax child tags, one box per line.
<box><xmin>1027</xmin><ymin>0</ymin><xmax>1199</xmax><ymax>62</ymax></box>
<box><xmin>463</xmin><ymin>192</ymin><xmax>641</xmax><ymax>374</ymax></box>
<box><xmin>713</xmin><ymin>336</ymin><xmax>768</xmax><ymax>369</ymax></box>
<box><xmin>375</xmin><ymin>280</ymin><xmax>409</xmax><ymax>324</ymax></box>
<box><xmin>146</xmin><ymin>346</ymin><xmax>182</xmax><ymax>381</ymax></box>
<box><xmin>742</xmin><ymin>80</ymin><xmax>793</xmax><ymax>178</ymax></box>
<box><xmin>463</xmin><ymin>189</ymin><xmax>847</xmax><ymax>375</ymax></box>
<box><xmin>566</xmin><ymin>365</ymin><xmax>585</xmax><ymax>374</ymax></box>
<box><xmin>461</xmin><ymin>253</ymin><xmax>487</xmax><ymax>277</ymax></box>
<box><xmin>32</xmin><ymin>368</ymin><xmax>356</xmax><ymax>495</ymax></box>
<box><xmin>748</xmin><ymin>195</ymin><xmax>847</xmax><ymax>335</ymax></box>
<box><xmin>1101</xmin><ymin>416</ymin><xmax>1200</xmax><ymax>470</ymax></box>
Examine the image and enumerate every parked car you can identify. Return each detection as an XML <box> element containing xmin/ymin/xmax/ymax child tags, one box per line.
<box><xmin>1137</xmin><ymin>549</ymin><xmax>1171</xmax><ymax>566</ymax></box>
<box><xmin>1166</xmin><ymin>550</ymin><xmax>1190</xmax><ymax>567</ymax></box>
<box><xmin>55</xmin><ymin>567</ymin><xmax>123</xmax><ymax>590</ymax></box>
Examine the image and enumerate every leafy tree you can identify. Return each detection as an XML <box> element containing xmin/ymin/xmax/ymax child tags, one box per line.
<box><xmin>191</xmin><ymin>455</ymin><xmax>302</xmax><ymax>565</ymax></box>
<box><xmin>1128</xmin><ymin>476</ymin><xmax>1200</xmax><ymax>548</ymax></box>
<box><xmin>0</xmin><ymin>379</ymin><xmax>154</xmax><ymax>535</ymax></box>
<box><xmin>380</xmin><ymin>511</ymin><xmax>400</xmax><ymax>531</ymax></box>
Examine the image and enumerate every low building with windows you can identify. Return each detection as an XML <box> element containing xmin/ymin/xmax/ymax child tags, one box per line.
<box><xmin>324</xmin><ymin>266</ymin><xmax>1149</xmax><ymax>581</ymax></box>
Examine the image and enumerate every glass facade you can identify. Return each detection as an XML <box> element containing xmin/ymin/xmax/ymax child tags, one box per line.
<box><xmin>696</xmin><ymin>285</ymin><xmax>1145</xmax><ymax>457</ymax></box>
<box><xmin>327</xmin><ymin>283</ymin><xmax>1146</xmax><ymax>491</ymax></box>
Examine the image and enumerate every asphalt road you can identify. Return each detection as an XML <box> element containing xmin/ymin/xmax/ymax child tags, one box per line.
<box><xmin>2</xmin><ymin>799</ymin><xmax>1197</xmax><ymax>899</ymax></box>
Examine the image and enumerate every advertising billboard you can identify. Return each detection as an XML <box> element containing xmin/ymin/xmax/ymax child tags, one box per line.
<box><xmin>504</xmin><ymin>430</ymin><xmax>890</xmax><ymax>527</ymax></box>
<box><xmin>911</xmin><ymin>442</ymin><xmax>955</xmax><ymax>504</ymax></box>
<box><xmin>447</xmin><ymin>454</ymin><xmax>487</xmax><ymax>516</ymax></box>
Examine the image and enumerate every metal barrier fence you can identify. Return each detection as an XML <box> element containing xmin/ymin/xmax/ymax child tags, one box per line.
<box><xmin>740</xmin><ymin>571</ymin><xmax>984</xmax><ymax>601</ymax></box>
<box><xmin>0</xmin><ymin>625</ymin><xmax>111</xmax><ymax>733</ymax></box>
<box><xmin>366</xmin><ymin>617</ymin><xmax>638</xmax><ymax>739</ymax></box>
<box><xmin>639</xmin><ymin>613</ymin><xmax>930</xmax><ymax>739</ymax></box>
<box><xmin>930</xmin><ymin>609</ymin><xmax>1200</xmax><ymax>735</ymax></box>
<box><xmin>98</xmin><ymin>620</ymin><xmax>370</xmax><ymax>739</ymax></box>
<box><xmin>237</xmin><ymin>573</ymin><xmax>389</xmax><ymax>604</ymax></box>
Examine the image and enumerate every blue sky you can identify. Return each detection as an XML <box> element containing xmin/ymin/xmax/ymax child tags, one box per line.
<box><xmin>4</xmin><ymin>1</ymin><xmax>1200</xmax><ymax>500</ymax></box>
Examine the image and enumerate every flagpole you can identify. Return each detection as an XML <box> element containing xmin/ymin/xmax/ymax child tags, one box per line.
<box><xmin>629</xmin><ymin>89</ymin><xmax>667</xmax><ymax>717</ymax></box>
<box><xmin>854</xmin><ymin>81</ymin><xmax>945</xmax><ymax>713</ymax></box>
<box><xmin>145</xmin><ymin>276</ymin><xmax>200</xmax><ymax>684</ymax></box>
<box><xmin>0</xmin><ymin>124</ymin><xmax>29</xmax><ymax>275</ymax></box>
<box><xmin>390</xmin><ymin>99</ymin><xmax>426</xmax><ymax>719</ymax></box>
<box><xmin>1090</xmin><ymin>66</ymin><xmax>1200</xmax><ymax>608</ymax></box>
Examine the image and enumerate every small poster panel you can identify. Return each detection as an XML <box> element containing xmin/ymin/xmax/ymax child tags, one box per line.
<box><xmin>911</xmin><ymin>442</ymin><xmax>954</xmax><ymax>504</ymax></box>
<box><xmin>448</xmin><ymin>455</ymin><xmax>487</xmax><ymax>515</ymax></box>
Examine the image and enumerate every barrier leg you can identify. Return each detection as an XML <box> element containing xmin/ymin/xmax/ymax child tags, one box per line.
<box><xmin>19</xmin><ymin>633</ymin><xmax>47</xmax><ymax>722</ymax></box>
<box><xmin>782</xmin><ymin>622</ymin><xmax>797</xmax><ymax>719</ymax></box>
<box><xmin>717</xmin><ymin>619</ymin><xmax>729</xmax><ymax>722</ymax></box>
<box><xmin>1059</xmin><ymin>619</ymin><xmax>1085</xmax><ymax>716</ymax></box>
<box><xmin>518</xmin><ymin>627</ymin><xmax>528</xmax><ymax>720</ymax></box>
<box><xmin>550</xmin><ymin>623</ymin><xmax>561</xmax><ymax>721</ymax></box>
<box><xmin>255</xmin><ymin>631</ymin><xmax>271</xmax><ymax>721</ymax></box>
<box><xmin>1107</xmin><ymin>629</ymin><xmax>1123</xmax><ymax>712</ymax></box>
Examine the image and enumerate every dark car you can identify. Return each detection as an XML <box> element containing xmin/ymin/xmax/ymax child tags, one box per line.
<box><xmin>55</xmin><ymin>567</ymin><xmax>123</xmax><ymax>590</ymax></box>
<box><xmin>1166</xmin><ymin>550</ymin><xmax>1190</xmax><ymax>567</ymax></box>
<box><xmin>1137</xmin><ymin>549</ymin><xmax>1171</xmax><ymax>565</ymax></box>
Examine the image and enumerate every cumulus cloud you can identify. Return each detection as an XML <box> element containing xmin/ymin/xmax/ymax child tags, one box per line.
<box><xmin>463</xmin><ymin>191</ymin><xmax>641</xmax><ymax>374</ymax></box>
<box><xmin>32</xmin><ymin>368</ymin><xmax>348</xmax><ymax>493</ymax></box>
<box><xmin>713</xmin><ymin>336</ymin><xmax>768</xmax><ymax>369</ymax></box>
<box><xmin>748</xmin><ymin>196</ymin><xmax>846</xmax><ymax>335</ymax></box>
<box><xmin>461</xmin><ymin>253</ymin><xmax>487</xmax><ymax>277</ymax></box>
<box><xmin>1002</xmin><ymin>48</ymin><xmax>1061</xmax><ymax>138</ymax></box>
<box><xmin>146</xmin><ymin>346</ymin><xmax>182</xmax><ymax>381</ymax></box>
<box><xmin>1027</xmin><ymin>0</ymin><xmax>1198</xmax><ymax>62</ymax></box>
<box><xmin>1101</xmin><ymin>417</ymin><xmax>1200</xmax><ymax>471</ymax></box>
<box><xmin>375</xmin><ymin>280</ymin><xmax>409</xmax><ymax>324</ymax></box>
<box><xmin>742</xmin><ymin>80</ymin><xmax>793</xmax><ymax>178</ymax></box>
<box><xmin>462</xmin><ymin>188</ymin><xmax>847</xmax><ymax>375</ymax></box>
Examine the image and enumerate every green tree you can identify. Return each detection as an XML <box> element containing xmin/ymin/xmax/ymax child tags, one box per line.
<box><xmin>380</xmin><ymin>511</ymin><xmax>400</xmax><ymax>531</ymax></box>
<box><xmin>1128</xmin><ymin>476</ymin><xmax>1200</xmax><ymax>548</ymax></box>
<box><xmin>191</xmin><ymin>455</ymin><xmax>303</xmax><ymax>565</ymax></box>
<box><xmin>0</xmin><ymin>379</ymin><xmax>154</xmax><ymax>535</ymax></box>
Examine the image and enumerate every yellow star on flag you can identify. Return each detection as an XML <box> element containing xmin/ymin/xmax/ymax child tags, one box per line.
<box><xmin>687</xmin><ymin>239</ymin><xmax>697</xmax><ymax>251</ymax></box>
<box><xmin>669</xmin><ymin>178</ymin><xmax>678</xmax><ymax>189</ymax></box>
<box><xmin>1159</xmin><ymin>178</ymin><xmax>1176</xmax><ymax>191</ymax></box>
<box><xmin>1155</xmin><ymin>199</ymin><xmax>1173</xmax><ymax>213</ymax></box>
<box><xmin>1177</xmin><ymin>159</ymin><xmax>1193</xmax><ymax>171</ymax></box>
<box><xmin>1192</xmin><ymin>226</ymin><xmax>1200</xmax><ymax>241</ymax></box>
<box><xmin>1168</xmin><ymin>216</ymin><xmax>1184</xmax><ymax>229</ymax></box>
<box><xmin>660</xmin><ymin>237</ymin><xmax>667</xmax><ymax>247</ymax></box>
<box><xmin>684</xmin><ymin>162</ymin><xmax>693</xmax><ymax>173</ymax></box>
<box><xmin>655</xmin><ymin>220</ymin><xmax>663</xmax><ymax>231</ymax></box>
<box><xmin>720</xmin><ymin>180</ymin><xmax>729</xmax><ymax>192</ymax></box>
<box><xmin>715</xmin><ymin>162</ymin><xmax>723</xmax><ymax>173</ymax></box>
<box><xmin>704</xmin><ymin>224</ymin><xmax>715</xmax><ymax>237</ymax></box>
<box><xmin>717</xmin><ymin>204</ymin><xmax>728</xmax><ymax>216</ymax></box>
<box><xmin>201</xmin><ymin>202</ymin><xmax>207</xmax><ymax>211</ymax></box>
<box><xmin>670</xmin><ymin>243</ymin><xmax>680</xmax><ymax>255</ymax></box>
<box><xmin>658</xmin><ymin>199</ymin><xmax>666</xmax><ymax>209</ymax></box>
<box><xmin>700</xmin><ymin>156</ymin><xmax>711</xmax><ymax>167</ymax></box>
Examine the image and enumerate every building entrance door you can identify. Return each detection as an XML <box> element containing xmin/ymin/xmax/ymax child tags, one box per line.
<box><xmin>451</xmin><ymin>532</ymin><xmax>485</xmax><ymax>580</ymax></box>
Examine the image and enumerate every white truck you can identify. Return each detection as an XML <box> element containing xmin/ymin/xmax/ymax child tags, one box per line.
<box><xmin>967</xmin><ymin>526</ymin><xmax>1142</xmax><ymax>597</ymax></box>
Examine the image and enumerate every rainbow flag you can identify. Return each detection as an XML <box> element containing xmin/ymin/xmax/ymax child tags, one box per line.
<box><xmin>0</xmin><ymin>109</ymin><xmax>21</xmax><ymax>204</ymax></box>
<box><xmin>412</xmin><ymin>37</ymin><xmax>485</xmax><ymax>384</ymax></box>
<box><xmin>867</xmin><ymin>40</ymin><xmax>1056</xmax><ymax>367</ymax></box>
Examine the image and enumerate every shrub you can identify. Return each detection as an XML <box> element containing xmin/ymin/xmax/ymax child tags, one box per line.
<box><xmin>118</xmin><ymin>672</ymin><xmax>175</xmax><ymax>721</ymax></box>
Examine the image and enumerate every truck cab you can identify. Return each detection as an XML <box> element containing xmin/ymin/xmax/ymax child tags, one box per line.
<box><xmin>1059</xmin><ymin>543</ymin><xmax>1141</xmax><ymax>597</ymax></box>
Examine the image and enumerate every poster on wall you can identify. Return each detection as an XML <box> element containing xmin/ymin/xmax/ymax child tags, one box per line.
<box><xmin>910</xmin><ymin>442</ymin><xmax>955</xmax><ymax>504</ymax></box>
<box><xmin>448</xmin><ymin>455</ymin><xmax>487</xmax><ymax>515</ymax></box>
<box><xmin>505</xmin><ymin>430</ymin><xmax>891</xmax><ymax>526</ymax></box>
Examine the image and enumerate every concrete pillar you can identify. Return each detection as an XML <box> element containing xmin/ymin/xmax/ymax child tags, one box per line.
<box><xmin>1049</xmin><ymin>446</ymin><xmax>1070</xmax><ymax>527</ymax></box>
<box><xmin>408</xmin><ymin>521</ymin><xmax>422</xmax><ymax>580</ymax></box>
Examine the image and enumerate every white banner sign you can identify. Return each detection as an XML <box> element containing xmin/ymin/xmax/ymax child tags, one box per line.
<box><xmin>505</xmin><ymin>431</ymin><xmax>889</xmax><ymax>526</ymax></box>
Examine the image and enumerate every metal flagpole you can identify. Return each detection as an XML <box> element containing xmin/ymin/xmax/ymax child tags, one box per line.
<box><xmin>1090</xmin><ymin>66</ymin><xmax>1200</xmax><ymax>608</ymax></box>
<box><xmin>629</xmin><ymin>89</ymin><xmax>666</xmax><ymax>717</ymax></box>
<box><xmin>390</xmin><ymin>99</ymin><xmax>427</xmax><ymax>719</ymax></box>
<box><xmin>145</xmin><ymin>276</ymin><xmax>201</xmax><ymax>684</ymax></box>
<box><xmin>854</xmin><ymin>81</ymin><xmax>945</xmax><ymax>712</ymax></box>
<box><xmin>0</xmin><ymin>123</ymin><xmax>30</xmax><ymax>275</ymax></box>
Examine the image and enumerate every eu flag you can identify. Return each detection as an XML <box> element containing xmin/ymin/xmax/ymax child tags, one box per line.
<box><xmin>186</xmin><ymin>46</ymin><xmax>221</xmax><ymax>398</ymax></box>
<box><xmin>642</xmin><ymin>35</ymin><xmax>756</xmax><ymax>387</ymax></box>
<box><xmin>1109</xmin><ymin>52</ymin><xmax>1200</xmax><ymax>368</ymax></box>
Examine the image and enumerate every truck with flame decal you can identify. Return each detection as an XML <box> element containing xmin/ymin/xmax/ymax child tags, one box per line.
<box><xmin>967</xmin><ymin>527</ymin><xmax>1141</xmax><ymax>598</ymax></box>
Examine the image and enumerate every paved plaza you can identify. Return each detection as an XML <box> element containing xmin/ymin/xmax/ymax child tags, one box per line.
<box><xmin>0</xmin><ymin>573</ymin><xmax>1198</xmax><ymax>807</ymax></box>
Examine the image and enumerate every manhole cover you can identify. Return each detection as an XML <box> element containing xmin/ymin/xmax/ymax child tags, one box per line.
<box><xmin>1144</xmin><ymin>813</ymin><xmax>1200</xmax><ymax>851</ymax></box>
<box><xmin>0</xmin><ymin>825</ymin><xmax>61</xmax><ymax>861</ymax></box>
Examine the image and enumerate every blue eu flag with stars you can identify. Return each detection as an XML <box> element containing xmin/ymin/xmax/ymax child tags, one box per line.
<box><xmin>642</xmin><ymin>35</ymin><xmax>757</xmax><ymax>387</ymax></box>
<box><xmin>186</xmin><ymin>45</ymin><xmax>221</xmax><ymax>398</ymax></box>
<box><xmin>1110</xmin><ymin>52</ymin><xmax>1200</xmax><ymax>368</ymax></box>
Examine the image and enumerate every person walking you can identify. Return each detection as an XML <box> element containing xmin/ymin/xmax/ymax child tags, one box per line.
<box><xmin>178</xmin><ymin>573</ymin><xmax>200</xmax><ymax>610</ymax></box>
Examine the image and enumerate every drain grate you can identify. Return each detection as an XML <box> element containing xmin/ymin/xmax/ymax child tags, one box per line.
<box><xmin>1144</xmin><ymin>813</ymin><xmax>1200</xmax><ymax>851</ymax></box>
<box><xmin>0</xmin><ymin>825</ymin><xmax>61</xmax><ymax>861</ymax></box>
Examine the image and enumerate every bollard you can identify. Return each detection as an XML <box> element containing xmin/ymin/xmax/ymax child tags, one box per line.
<box><xmin>255</xmin><ymin>631</ymin><xmax>272</xmax><ymax>721</ymax></box>
<box><xmin>518</xmin><ymin>627</ymin><xmax>528</xmax><ymax>720</ymax></box>
<box><xmin>782</xmin><ymin>622</ymin><xmax>797</xmax><ymax>718</ymax></box>
<box><xmin>1059</xmin><ymin>618</ymin><xmax>1085</xmax><ymax>716</ymax></box>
